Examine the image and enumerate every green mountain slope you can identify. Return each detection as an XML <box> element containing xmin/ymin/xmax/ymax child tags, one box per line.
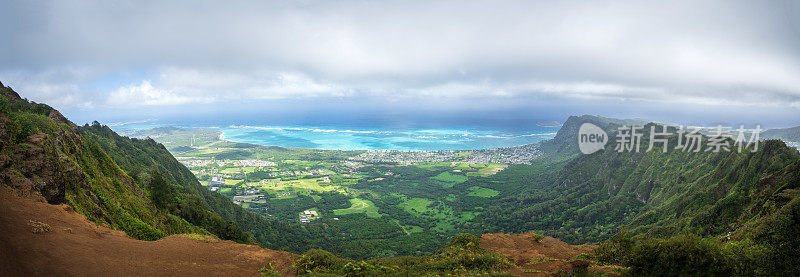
<box><xmin>80</xmin><ymin>124</ymin><xmax>255</xmax><ymax>243</ymax></box>
<box><xmin>483</xmin><ymin>117</ymin><xmax>798</xmax><ymax>240</ymax></box>
<box><xmin>0</xmin><ymin>85</ymin><xmax>200</xmax><ymax>240</ymax></box>
<box><xmin>81</xmin><ymin>122</ymin><xmax>312</xmax><ymax>250</ymax></box>
<box><xmin>0</xmin><ymin>83</ymin><xmax>308</xmax><ymax>249</ymax></box>
<box><xmin>478</xmin><ymin>117</ymin><xmax>800</xmax><ymax>274</ymax></box>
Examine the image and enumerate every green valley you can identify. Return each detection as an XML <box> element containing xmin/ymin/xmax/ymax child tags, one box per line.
<box><xmin>123</xmin><ymin>113</ymin><xmax>800</xmax><ymax>275</ymax></box>
<box><xmin>3</xmin><ymin>83</ymin><xmax>800</xmax><ymax>275</ymax></box>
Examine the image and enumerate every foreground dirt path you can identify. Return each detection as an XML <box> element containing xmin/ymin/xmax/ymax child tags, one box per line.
<box><xmin>0</xmin><ymin>188</ymin><xmax>296</xmax><ymax>277</ymax></box>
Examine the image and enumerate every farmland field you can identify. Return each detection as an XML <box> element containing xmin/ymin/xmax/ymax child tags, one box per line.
<box><xmin>333</xmin><ymin>198</ymin><xmax>381</xmax><ymax>218</ymax></box>
<box><xmin>430</xmin><ymin>172</ymin><xmax>468</xmax><ymax>188</ymax></box>
<box><xmin>402</xmin><ymin>197</ymin><xmax>434</xmax><ymax>214</ymax></box>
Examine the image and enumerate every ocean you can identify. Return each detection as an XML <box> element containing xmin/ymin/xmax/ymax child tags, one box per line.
<box><xmin>112</xmin><ymin>123</ymin><xmax>557</xmax><ymax>151</ymax></box>
<box><xmin>218</xmin><ymin>125</ymin><xmax>556</xmax><ymax>151</ymax></box>
<box><xmin>106</xmin><ymin>105</ymin><xmax>562</xmax><ymax>151</ymax></box>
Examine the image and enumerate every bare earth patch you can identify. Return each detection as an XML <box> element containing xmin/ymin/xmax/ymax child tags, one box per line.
<box><xmin>481</xmin><ymin>232</ymin><xmax>620</xmax><ymax>276</ymax></box>
<box><xmin>0</xmin><ymin>188</ymin><xmax>297</xmax><ymax>277</ymax></box>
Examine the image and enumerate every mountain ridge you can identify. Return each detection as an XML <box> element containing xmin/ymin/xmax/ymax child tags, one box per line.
<box><xmin>0</xmin><ymin>84</ymin><xmax>264</xmax><ymax>244</ymax></box>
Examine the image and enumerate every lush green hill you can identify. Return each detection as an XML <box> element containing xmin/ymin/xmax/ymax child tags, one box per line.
<box><xmin>482</xmin><ymin>117</ymin><xmax>797</xmax><ymax>239</ymax></box>
<box><xmin>81</xmin><ymin>123</ymin><xmax>313</xmax><ymax>249</ymax></box>
<box><xmin>0</xmin><ymin>85</ymin><xmax>204</xmax><ymax>240</ymax></box>
<box><xmin>478</xmin><ymin>117</ymin><xmax>800</xmax><ymax>274</ymax></box>
<box><xmin>0</xmin><ymin>84</ymin><xmax>311</xmax><ymax>250</ymax></box>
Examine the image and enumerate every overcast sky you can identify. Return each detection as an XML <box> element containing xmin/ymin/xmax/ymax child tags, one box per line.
<box><xmin>1</xmin><ymin>0</ymin><xmax>799</xmax><ymax>126</ymax></box>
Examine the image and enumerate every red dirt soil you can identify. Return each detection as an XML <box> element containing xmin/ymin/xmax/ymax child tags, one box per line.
<box><xmin>0</xmin><ymin>184</ymin><xmax>621</xmax><ymax>277</ymax></box>
<box><xmin>0</xmin><ymin>188</ymin><xmax>297</xmax><ymax>277</ymax></box>
<box><xmin>481</xmin><ymin>233</ymin><xmax>619</xmax><ymax>276</ymax></box>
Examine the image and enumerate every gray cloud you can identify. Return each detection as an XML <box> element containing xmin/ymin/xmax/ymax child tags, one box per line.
<box><xmin>1</xmin><ymin>0</ymin><xmax>799</xmax><ymax>112</ymax></box>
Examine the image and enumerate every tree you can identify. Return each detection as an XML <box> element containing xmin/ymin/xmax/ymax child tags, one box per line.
<box><xmin>149</xmin><ymin>171</ymin><xmax>176</xmax><ymax>208</ymax></box>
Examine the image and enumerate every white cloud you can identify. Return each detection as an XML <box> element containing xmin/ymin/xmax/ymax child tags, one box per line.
<box><xmin>97</xmin><ymin>67</ymin><xmax>799</xmax><ymax>109</ymax></box>
<box><xmin>103</xmin><ymin>69</ymin><xmax>350</xmax><ymax>106</ymax></box>
<box><xmin>106</xmin><ymin>80</ymin><xmax>211</xmax><ymax>106</ymax></box>
<box><xmin>1</xmin><ymin>0</ymin><xmax>799</xmax><ymax>110</ymax></box>
<box><xmin>0</xmin><ymin>68</ymin><xmax>97</xmax><ymax>109</ymax></box>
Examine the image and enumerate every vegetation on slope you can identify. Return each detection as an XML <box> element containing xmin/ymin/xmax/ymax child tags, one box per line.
<box><xmin>0</xmin><ymin>85</ymin><xmax>206</xmax><ymax>240</ymax></box>
<box><xmin>0</xmin><ymin>84</ymin><xmax>285</xmax><ymax>246</ymax></box>
<box><xmin>478</xmin><ymin>117</ymin><xmax>800</xmax><ymax>275</ymax></box>
<box><xmin>292</xmin><ymin>233</ymin><xmax>513</xmax><ymax>276</ymax></box>
<box><xmin>81</xmin><ymin>122</ymin><xmax>313</xmax><ymax>250</ymax></box>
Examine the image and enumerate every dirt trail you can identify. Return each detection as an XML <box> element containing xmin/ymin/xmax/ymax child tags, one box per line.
<box><xmin>0</xmin><ymin>188</ymin><xmax>296</xmax><ymax>277</ymax></box>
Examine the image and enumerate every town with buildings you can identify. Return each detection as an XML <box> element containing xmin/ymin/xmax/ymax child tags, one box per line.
<box><xmin>352</xmin><ymin>143</ymin><xmax>542</xmax><ymax>165</ymax></box>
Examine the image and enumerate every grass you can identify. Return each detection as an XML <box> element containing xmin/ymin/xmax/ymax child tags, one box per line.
<box><xmin>392</xmin><ymin>219</ymin><xmax>424</xmax><ymax>235</ymax></box>
<box><xmin>528</xmin><ymin>257</ymin><xmax>567</xmax><ymax>265</ymax></box>
<box><xmin>402</xmin><ymin>197</ymin><xmax>434</xmax><ymax>214</ymax></box>
<box><xmin>405</xmin><ymin>225</ymin><xmax>424</xmax><ymax>233</ymax></box>
<box><xmin>459</xmin><ymin>211</ymin><xmax>477</xmax><ymax>222</ymax></box>
<box><xmin>218</xmin><ymin>166</ymin><xmax>259</xmax><ymax>174</ymax></box>
<box><xmin>333</xmin><ymin>198</ymin><xmax>381</xmax><ymax>218</ymax></box>
<box><xmin>225</xmin><ymin>179</ymin><xmax>243</xmax><ymax>186</ymax></box>
<box><xmin>282</xmin><ymin>160</ymin><xmax>318</xmax><ymax>166</ymax></box>
<box><xmin>177</xmin><ymin>233</ymin><xmax>221</xmax><ymax>243</ymax></box>
<box><xmin>430</xmin><ymin>172</ymin><xmax>468</xmax><ymax>187</ymax></box>
<box><xmin>28</xmin><ymin>220</ymin><xmax>51</xmax><ymax>234</ymax></box>
<box><xmin>467</xmin><ymin>186</ymin><xmax>499</xmax><ymax>197</ymax></box>
<box><xmin>220</xmin><ymin>168</ymin><xmax>241</xmax><ymax>173</ymax></box>
<box><xmin>465</xmin><ymin>163</ymin><xmax>508</xmax><ymax>177</ymax></box>
<box><xmin>259</xmin><ymin>177</ymin><xmax>346</xmax><ymax>195</ymax></box>
<box><xmin>414</xmin><ymin>162</ymin><xmax>452</xmax><ymax>171</ymax></box>
<box><xmin>434</xmin><ymin>220</ymin><xmax>455</xmax><ymax>232</ymax></box>
<box><xmin>194</xmin><ymin>148</ymin><xmax>228</xmax><ymax>155</ymax></box>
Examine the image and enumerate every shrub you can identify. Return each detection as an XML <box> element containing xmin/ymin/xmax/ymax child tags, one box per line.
<box><xmin>595</xmin><ymin>231</ymin><xmax>737</xmax><ymax>276</ymax></box>
<box><xmin>28</xmin><ymin>220</ymin><xmax>51</xmax><ymax>234</ymax></box>
<box><xmin>423</xmin><ymin>233</ymin><xmax>514</xmax><ymax>272</ymax></box>
<box><xmin>341</xmin><ymin>261</ymin><xmax>395</xmax><ymax>276</ymax></box>
<box><xmin>594</xmin><ymin>229</ymin><xmax>635</xmax><ymax>265</ymax></box>
<box><xmin>10</xmin><ymin>113</ymin><xmax>38</xmax><ymax>143</ymax></box>
<box><xmin>117</xmin><ymin>211</ymin><xmax>164</xmax><ymax>241</ymax></box>
<box><xmin>294</xmin><ymin>249</ymin><xmax>352</xmax><ymax>273</ymax></box>
<box><xmin>0</xmin><ymin>94</ymin><xmax>9</xmax><ymax>113</ymax></box>
<box><xmin>178</xmin><ymin>233</ymin><xmax>220</xmax><ymax>243</ymax></box>
<box><xmin>624</xmin><ymin>234</ymin><xmax>733</xmax><ymax>276</ymax></box>
<box><xmin>259</xmin><ymin>263</ymin><xmax>281</xmax><ymax>277</ymax></box>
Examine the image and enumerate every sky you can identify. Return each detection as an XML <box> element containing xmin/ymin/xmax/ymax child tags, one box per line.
<box><xmin>1</xmin><ymin>0</ymin><xmax>799</xmax><ymax>128</ymax></box>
